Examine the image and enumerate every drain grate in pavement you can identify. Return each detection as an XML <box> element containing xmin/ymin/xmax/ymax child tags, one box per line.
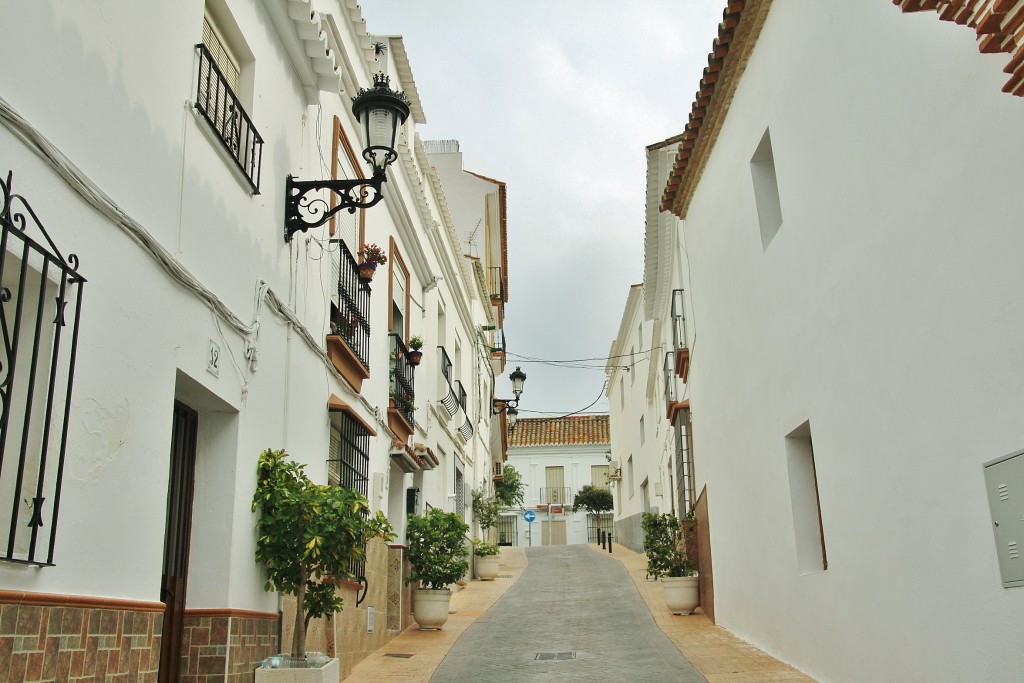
<box><xmin>535</xmin><ymin>652</ymin><xmax>576</xmax><ymax>661</ymax></box>
<box><xmin>497</xmin><ymin>574</ymin><xmax>512</xmax><ymax>578</ymax></box>
<box><xmin>384</xmin><ymin>653</ymin><xmax>414</xmax><ymax>658</ymax></box>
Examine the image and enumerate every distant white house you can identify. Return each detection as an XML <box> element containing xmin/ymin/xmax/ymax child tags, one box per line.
<box><xmin>507</xmin><ymin>416</ymin><xmax>611</xmax><ymax>547</ymax></box>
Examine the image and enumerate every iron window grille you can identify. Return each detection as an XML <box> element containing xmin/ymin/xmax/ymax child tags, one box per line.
<box><xmin>675</xmin><ymin>414</ymin><xmax>695</xmax><ymax>516</ymax></box>
<box><xmin>0</xmin><ymin>171</ymin><xmax>86</xmax><ymax>567</ymax></box>
<box><xmin>389</xmin><ymin>333</ymin><xmax>415</xmax><ymax>430</ymax></box>
<box><xmin>194</xmin><ymin>43</ymin><xmax>264</xmax><ymax>193</ymax></box>
<box><xmin>454</xmin><ymin>468</ymin><xmax>465</xmax><ymax>521</ymax></box>
<box><xmin>328</xmin><ymin>411</ymin><xmax>371</xmax><ymax>584</ymax></box>
<box><xmin>329</xmin><ymin>240</ymin><xmax>371</xmax><ymax>370</ymax></box>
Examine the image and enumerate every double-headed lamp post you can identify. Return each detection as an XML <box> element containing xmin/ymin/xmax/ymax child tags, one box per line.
<box><xmin>284</xmin><ymin>72</ymin><xmax>411</xmax><ymax>242</ymax></box>
<box><xmin>493</xmin><ymin>366</ymin><xmax>527</xmax><ymax>434</ymax></box>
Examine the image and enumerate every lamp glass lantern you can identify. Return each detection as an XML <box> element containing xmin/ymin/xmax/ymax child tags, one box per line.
<box><xmin>506</xmin><ymin>405</ymin><xmax>519</xmax><ymax>431</ymax></box>
<box><xmin>509</xmin><ymin>366</ymin><xmax>527</xmax><ymax>398</ymax></box>
<box><xmin>352</xmin><ymin>73</ymin><xmax>411</xmax><ymax>176</ymax></box>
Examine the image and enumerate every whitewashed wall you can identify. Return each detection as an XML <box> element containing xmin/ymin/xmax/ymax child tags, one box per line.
<box><xmin>680</xmin><ymin>2</ymin><xmax>1024</xmax><ymax>681</ymax></box>
<box><xmin>0</xmin><ymin>0</ymin><xmax>497</xmax><ymax>620</ymax></box>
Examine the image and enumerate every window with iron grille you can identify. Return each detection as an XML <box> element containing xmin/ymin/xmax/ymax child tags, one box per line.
<box><xmin>328</xmin><ymin>412</ymin><xmax>370</xmax><ymax>497</ymax></box>
<box><xmin>0</xmin><ymin>171</ymin><xmax>85</xmax><ymax>567</ymax></box>
<box><xmin>328</xmin><ymin>410</ymin><xmax>371</xmax><ymax>582</ymax></box>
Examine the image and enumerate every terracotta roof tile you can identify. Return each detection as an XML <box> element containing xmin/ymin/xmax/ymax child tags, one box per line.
<box><xmin>509</xmin><ymin>415</ymin><xmax>610</xmax><ymax>447</ymax></box>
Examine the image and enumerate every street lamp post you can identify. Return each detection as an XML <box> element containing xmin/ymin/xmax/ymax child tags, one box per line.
<box><xmin>284</xmin><ymin>72</ymin><xmax>411</xmax><ymax>242</ymax></box>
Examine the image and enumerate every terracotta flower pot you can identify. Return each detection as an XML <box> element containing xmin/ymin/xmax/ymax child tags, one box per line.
<box><xmin>358</xmin><ymin>261</ymin><xmax>377</xmax><ymax>281</ymax></box>
<box><xmin>406</xmin><ymin>349</ymin><xmax>423</xmax><ymax>366</ymax></box>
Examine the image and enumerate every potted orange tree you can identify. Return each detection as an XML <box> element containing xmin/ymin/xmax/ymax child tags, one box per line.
<box><xmin>252</xmin><ymin>449</ymin><xmax>393</xmax><ymax>678</ymax></box>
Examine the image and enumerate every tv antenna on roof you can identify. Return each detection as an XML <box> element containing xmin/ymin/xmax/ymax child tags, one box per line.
<box><xmin>466</xmin><ymin>218</ymin><xmax>482</xmax><ymax>255</ymax></box>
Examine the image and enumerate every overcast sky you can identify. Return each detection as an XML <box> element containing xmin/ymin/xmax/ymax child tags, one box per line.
<box><xmin>359</xmin><ymin>1</ymin><xmax>724</xmax><ymax>416</ymax></box>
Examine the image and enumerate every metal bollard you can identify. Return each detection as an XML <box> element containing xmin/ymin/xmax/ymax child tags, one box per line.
<box><xmin>607</xmin><ymin>535</ymin><xmax>613</xmax><ymax>553</ymax></box>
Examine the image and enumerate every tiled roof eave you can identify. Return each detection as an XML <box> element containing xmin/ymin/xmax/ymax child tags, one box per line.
<box><xmin>660</xmin><ymin>0</ymin><xmax>772</xmax><ymax>220</ymax></box>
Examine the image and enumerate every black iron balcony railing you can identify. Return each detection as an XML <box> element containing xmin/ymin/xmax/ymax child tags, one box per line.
<box><xmin>671</xmin><ymin>288</ymin><xmax>688</xmax><ymax>350</ymax></box>
<box><xmin>664</xmin><ymin>352</ymin><xmax>678</xmax><ymax>405</ymax></box>
<box><xmin>0</xmin><ymin>170</ymin><xmax>86</xmax><ymax>567</ymax></box>
<box><xmin>390</xmin><ymin>333</ymin><xmax>415</xmax><ymax>430</ymax></box>
<box><xmin>490</xmin><ymin>328</ymin><xmax>506</xmax><ymax>355</ymax></box>
<box><xmin>194</xmin><ymin>43</ymin><xmax>264</xmax><ymax>193</ymax></box>
<box><xmin>439</xmin><ymin>346</ymin><xmax>453</xmax><ymax>382</ymax></box>
<box><xmin>488</xmin><ymin>266</ymin><xmax>504</xmax><ymax>302</ymax></box>
<box><xmin>539</xmin><ymin>487</ymin><xmax>572</xmax><ymax>506</ymax></box>
<box><xmin>454</xmin><ymin>379</ymin><xmax>468</xmax><ymax>411</ymax></box>
<box><xmin>330</xmin><ymin>241</ymin><xmax>371</xmax><ymax>370</ymax></box>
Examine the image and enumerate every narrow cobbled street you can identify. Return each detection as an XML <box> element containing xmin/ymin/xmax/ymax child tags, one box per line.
<box><xmin>430</xmin><ymin>545</ymin><xmax>706</xmax><ymax>682</ymax></box>
<box><xmin>344</xmin><ymin>543</ymin><xmax>813</xmax><ymax>682</ymax></box>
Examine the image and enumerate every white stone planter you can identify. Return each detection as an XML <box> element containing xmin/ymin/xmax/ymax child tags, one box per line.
<box><xmin>413</xmin><ymin>588</ymin><xmax>453</xmax><ymax>630</ymax></box>
<box><xmin>475</xmin><ymin>554</ymin><xmax>500</xmax><ymax>580</ymax></box>
<box><xmin>662</xmin><ymin>576</ymin><xmax>699</xmax><ymax>615</ymax></box>
<box><xmin>255</xmin><ymin>656</ymin><xmax>339</xmax><ymax>683</ymax></box>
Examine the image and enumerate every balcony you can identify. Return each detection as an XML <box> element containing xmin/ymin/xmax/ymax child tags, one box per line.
<box><xmin>538</xmin><ymin>487</ymin><xmax>572</xmax><ymax>506</ymax></box>
<box><xmin>326</xmin><ymin>242</ymin><xmax>370</xmax><ymax>391</ymax></box>
<box><xmin>388</xmin><ymin>333</ymin><xmax>415</xmax><ymax>440</ymax></box>
<box><xmin>664</xmin><ymin>351</ymin><xmax>688</xmax><ymax>423</ymax></box>
<box><xmin>671</xmin><ymin>288</ymin><xmax>690</xmax><ymax>381</ymax></box>
<box><xmin>488</xmin><ymin>266</ymin><xmax>504</xmax><ymax>303</ymax></box>
<box><xmin>437</xmin><ymin>346</ymin><xmax>473</xmax><ymax>441</ymax></box>
<box><xmin>194</xmin><ymin>43</ymin><xmax>264</xmax><ymax>193</ymax></box>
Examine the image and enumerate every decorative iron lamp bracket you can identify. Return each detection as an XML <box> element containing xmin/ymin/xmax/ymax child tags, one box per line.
<box><xmin>284</xmin><ymin>171</ymin><xmax>386</xmax><ymax>242</ymax></box>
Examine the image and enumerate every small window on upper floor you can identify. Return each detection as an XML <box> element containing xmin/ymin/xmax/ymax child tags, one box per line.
<box><xmin>751</xmin><ymin>128</ymin><xmax>783</xmax><ymax>250</ymax></box>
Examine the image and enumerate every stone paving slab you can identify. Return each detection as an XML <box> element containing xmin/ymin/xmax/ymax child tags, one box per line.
<box><xmin>342</xmin><ymin>547</ymin><xmax>528</xmax><ymax>683</ymax></box>
<box><xmin>344</xmin><ymin>543</ymin><xmax>817</xmax><ymax>683</ymax></box>
<box><xmin>430</xmin><ymin>545</ymin><xmax>706</xmax><ymax>683</ymax></box>
<box><xmin>605</xmin><ymin>544</ymin><xmax>817</xmax><ymax>682</ymax></box>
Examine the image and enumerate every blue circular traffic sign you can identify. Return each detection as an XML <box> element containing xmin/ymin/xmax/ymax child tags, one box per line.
<box><xmin>523</xmin><ymin>509</ymin><xmax>537</xmax><ymax>523</ymax></box>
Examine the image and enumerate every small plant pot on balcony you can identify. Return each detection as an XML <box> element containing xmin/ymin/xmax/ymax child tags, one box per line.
<box><xmin>406</xmin><ymin>349</ymin><xmax>423</xmax><ymax>366</ymax></box>
<box><xmin>412</xmin><ymin>588</ymin><xmax>453</xmax><ymax>630</ymax></box>
<box><xmin>357</xmin><ymin>261</ymin><xmax>377</xmax><ymax>282</ymax></box>
<box><xmin>662</xmin><ymin>576</ymin><xmax>699</xmax><ymax>615</ymax></box>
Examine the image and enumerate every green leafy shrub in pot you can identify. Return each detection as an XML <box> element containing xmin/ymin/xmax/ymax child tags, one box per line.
<box><xmin>252</xmin><ymin>449</ymin><xmax>394</xmax><ymax>658</ymax></box>
<box><xmin>641</xmin><ymin>512</ymin><xmax>696</xmax><ymax>579</ymax></box>
<box><xmin>405</xmin><ymin>508</ymin><xmax>470</xmax><ymax>589</ymax></box>
<box><xmin>471</xmin><ymin>538</ymin><xmax>500</xmax><ymax>556</ymax></box>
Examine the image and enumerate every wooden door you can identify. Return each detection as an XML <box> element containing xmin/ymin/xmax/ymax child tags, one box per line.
<box><xmin>158</xmin><ymin>401</ymin><xmax>198</xmax><ymax>681</ymax></box>
<box><xmin>540</xmin><ymin>520</ymin><xmax>566</xmax><ymax>546</ymax></box>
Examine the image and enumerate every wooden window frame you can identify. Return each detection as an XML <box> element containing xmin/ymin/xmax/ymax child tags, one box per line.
<box><xmin>330</xmin><ymin>115</ymin><xmax>366</xmax><ymax>246</ymax></box>
<box><xmin>387</xmin><ymin>238</ymin><xmax>410</xmax><ymax>340</ymax></box>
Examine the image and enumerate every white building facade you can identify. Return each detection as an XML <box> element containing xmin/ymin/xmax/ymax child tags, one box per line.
<box><xmin>656</xmin><ymin>1</ymin><xmax>1024</xmax><ymax>681</ymax></box>
<box><xmin>607</xmin><ymin>136</ymin><xmax>708</xmax><ymax>605</ymax></box>
<box><xmin>507</xmin><ymin>416</ymin><xmax>611</xmax><ymax>547</ymax></box>
<box><xmin>0</xmin><ymin>1</ymin><xmax>511</xmax><ymax>679</ymax></box>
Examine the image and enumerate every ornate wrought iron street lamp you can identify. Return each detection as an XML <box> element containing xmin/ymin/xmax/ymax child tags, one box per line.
<box><xmin>492</xmin><ymin>366</ymin><xmax>527</xmax><ymax>416</ymax></box>
<box><xmin>284</xmin><ymin>72</ymin><xmax>411</xmax><ymax>242</ymax></box>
